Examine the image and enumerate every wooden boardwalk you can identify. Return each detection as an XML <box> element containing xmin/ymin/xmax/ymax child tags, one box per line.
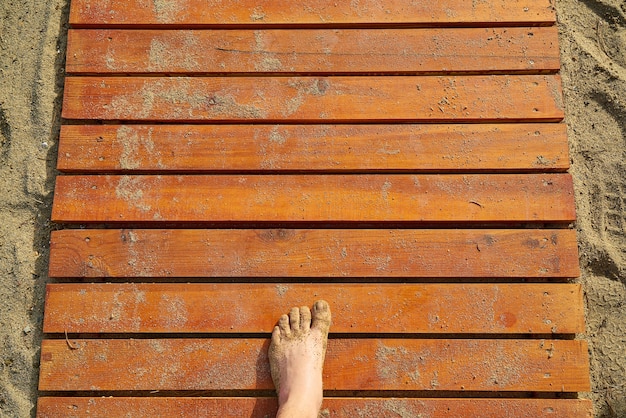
<box><xmin>38</xmin><ymin>1</ymin><xmax>592</xmax><ymax>416</ymax></box>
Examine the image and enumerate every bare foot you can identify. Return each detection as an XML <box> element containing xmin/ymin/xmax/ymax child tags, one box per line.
<box><xmin>269</xmin><ymin>300</ymin><xmax>331</xmax><ymax>418</ymax></box>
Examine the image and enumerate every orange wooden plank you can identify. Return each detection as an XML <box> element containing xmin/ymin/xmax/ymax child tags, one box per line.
<box><xmin>42</xmin><ymin>283</ymin><xmax>584</xmax><ymax>334</ymax></box>
<box><xmin>51</xmin><ymin>174</ymin><xmax>576</xmax><ymax>223</ymax></box>
<box><xmin>38</xmin><ymin>338</ymin><xmax>590</xmax><ymax>392</ymax></box>
<box><xmin>57</xmin><ymin>124</ymin><xmax>570</xmax><ymax>172</ymax></box>
<box><xmin>37</xmin><ymin>397</ymin><xmax>594</xmax><ymax>418</ymax></box>
<box><xmin>60</xmin><ymin>75</ymin><xmax>565</xmax><ymax>122</ymax></box>
<box><xmin>69</xmin><ymin>0</ymin><xmax>556</xmax><ymax>27</ymax></box>
<box><xmin>66</xmin><ymin>27</ymin><xmax>560</xmax><ymax>74</ymax></box>
<box><xmin>48</xmin><ymin>229</ymin><xmax>580</xmax><ymax>278</ymax></box>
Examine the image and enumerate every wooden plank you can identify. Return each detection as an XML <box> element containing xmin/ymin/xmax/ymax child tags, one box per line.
<box><xmin>69</xmin><ymin>0</ymin><xmax>556</xmax><ymax>27</ymax></box>
<box><xmin>38</xmin><ymin>338</ymin><xmax>590</xmax><ymax>392</ymax></box>
<box><xmin>42</xmin><ymin>283</ymin><xmax>584</xmax><ymax>334</ymax></box>
<box><xmin>51</xmin><ymin>174</ymin><xmax>576</xmax><ymax>223</ymax></box>
<box><xmin>57</xmin><ymin>124</ymin><xmax>570</xmax><ymax>172</ymax></box>
<box><xmin>37</xmin><ymin>397</ymin><xmax>594</xmax><ymax>418</ymax></box>
<box><xmin>60</xmin><ymin>75</ymin><xmax>565</xmax><ymax>122</ymax></box>
<box><xmin>48</xmin><ymin>229</ymin><xmax>580</xmax><ymax>278</ymax></box>
<box><xmin>65</xmin><ymin>27</ymin><xmax>560</xmax><ymax>74</ymax></box>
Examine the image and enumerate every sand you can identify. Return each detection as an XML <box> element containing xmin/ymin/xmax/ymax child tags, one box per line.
<box><xmin>0</xmin><ymin>0</ymin><xmax>624</xmax><ymax>416</ymax></box>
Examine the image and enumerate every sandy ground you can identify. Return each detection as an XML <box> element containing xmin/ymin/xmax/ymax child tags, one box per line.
<box><xmin>0</xmin><ymin>0</ymin><xmax>624</xmax><ymax>416</ymax></box>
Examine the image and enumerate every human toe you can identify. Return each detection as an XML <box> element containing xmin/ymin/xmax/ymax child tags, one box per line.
<box><xmin>311</xmin><ymin>300</ymin><xmax>331</xmax><ymax>333</ymax></box>
<box><xmin>278</xmin><ymin>314</ymin><xmax>291</xmax><ymax>337</ymax></box>
<box><xmin>289</xmin><ymin>307</ymin><xmax>301</xmax><ymax>335</ymax></box>
<box><xmin>300</xmin><ymin>306</ymin><xmax>311</xmax><ymax>332</ymax></box>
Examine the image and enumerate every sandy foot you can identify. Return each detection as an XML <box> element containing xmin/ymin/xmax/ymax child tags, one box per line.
<box><xmin>269</xmin><ymin>300</ymin><xmax>331</xmax><ymax>418</ymax></box>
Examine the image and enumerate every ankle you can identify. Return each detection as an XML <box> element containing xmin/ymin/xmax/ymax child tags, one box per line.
<box><xmin>277</xmin><ymin>381</ymin><xmax>323</xmax><ymax>418</ymax></box>
<box><xmin>276</xmin><ymin>399</ymin><xmax>320</xmax><ymax>418</ymax></box>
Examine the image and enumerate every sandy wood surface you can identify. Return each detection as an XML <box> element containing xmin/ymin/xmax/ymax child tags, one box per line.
<box><xmin>0</xmin><ymin>1</ymin><xmax>624</xmax><ymax>416</ymax></box>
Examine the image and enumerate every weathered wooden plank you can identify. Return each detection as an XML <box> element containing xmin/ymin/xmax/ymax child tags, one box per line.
<box><xmin>61</xmin><ymin>76</ymin><xmax>565</xmax><ymax>122</ymax></box>
<box><xmin>51</xmin><ymin>174</ymin><xmax>576</xmax><ymax>223</ymax></box>
<box><xmin>69</xmin><ymin>0</ymin><xmax>556</xmax><ymax>27</ymax></box>
<box><xmin>66</xmin><ymin>27</ymin><xmax>560</xmax><ymax>74</ymax></box>
<box><xmin>38</xmin><ymin>338</ymin><xmax>590</xmax><ymax>392</ymax></box>
<box><xmin>57</xmin><ymin>124</ymin><xmax>570</xmax><ymax>172</ymax></box>
<box><xmin>48</xmin><ymin>229</ymin><xmax>580</xmax><ymax>278</ymax></box>
<box><xmin>36</xmin><ymin>397</ymin><xmax>594</xmax><ymax>418</ymax></box>
<box><xmin>42</xmin><ymin>283</ymin><xmax>584</xmax><ymax>334</ymax></box>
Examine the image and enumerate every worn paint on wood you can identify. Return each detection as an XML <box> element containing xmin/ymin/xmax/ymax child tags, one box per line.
<box><xmin>57</xmin><ymin>124</ymin><xmax>570</xmax><ymax>173</ymax></box>
<box><xmin>61</xmin><ymin>76</ymin><xmax>565</xmax><ymax>122</ymax></box>
<box><xmin>37</xmin><ymin>397</ymin><xmax>593</xmax><ymax>418</ymax></box>
<box><xmin>43</xmin><ymin>283</ymin><xmax>584</xmax><ymax>334</ymax></box>
<box><xmin>39</xmin><ymin>339</ymin><xmax>590</xmax><ymax>392</ymax></box>
<box><xmin>66</xmin><ymin>27</ymin><xmax>560</xmax><ymax>74</ymax></box>
<box><xmin>48</xmin><ymin>229</ymin><xmax>580</xmax><ymax>278</ymax></box>
<box><xmin>69</xmin><ymin>0</ymin><xmax>557</xmax><ymax>27</ymax></box>
<box><xmin>51</xmin><ymin>174</ymin><xmax>576</xmax><ymax>223</ymax></box>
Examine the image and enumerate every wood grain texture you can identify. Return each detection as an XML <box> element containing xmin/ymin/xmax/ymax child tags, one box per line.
<box><xmin>57</xmin><ymin>124</ymin><xmax>570</xmax><ymax>172</ymax></box>
<box><xmin>69</xmin><ymin>0</ymin><xmax>556</xmax><ymax>27</ymax></box>
<box><xmin>42</xmin><ymin>283</ymin><xmax>584</xmax><ymax>334</ymax></box>
<box><xmin>39</xmin><ymin>338</ymin><xmax>589</xmax><ymax>392</ymax></box>
<box><xmin>43</xmin><ymin>0</ymin><xmax>590</xmax><ymax>411</ymax></box>
<box><xmin>51</xmin><ymin>174</ymin><xmax>576</xmax><ymax>223</ymax></box>
<box><xmin>66</xmin><ymin>27</ymin><xmax>560</xmax><ymax>74</ymax></box>
<box><xmin>61</xmin><ymin>75</ymin><xmax>565</xmax><ymax>122</ymax></box>
<box><xmin>48</xmin><ymin>229</ymin><xmax>580</xmax><ymax>278</ymax></box>
<box><xmin>37</xmin><ymin>397</ymin><xmax>593</xmax><ymax>418</ymax></box>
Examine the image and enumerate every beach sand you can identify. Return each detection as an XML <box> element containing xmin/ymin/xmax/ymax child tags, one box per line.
<box><xmin>0</xmin><ymin>1</ymin><xmax>624</xmax><ymax>416</ymax></box>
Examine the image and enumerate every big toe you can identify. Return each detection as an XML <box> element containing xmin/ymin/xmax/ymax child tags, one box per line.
<box><xmin>311</xmin><ymin>300</ymin><xmax>331</xmax><ymax>334</ymax></box>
